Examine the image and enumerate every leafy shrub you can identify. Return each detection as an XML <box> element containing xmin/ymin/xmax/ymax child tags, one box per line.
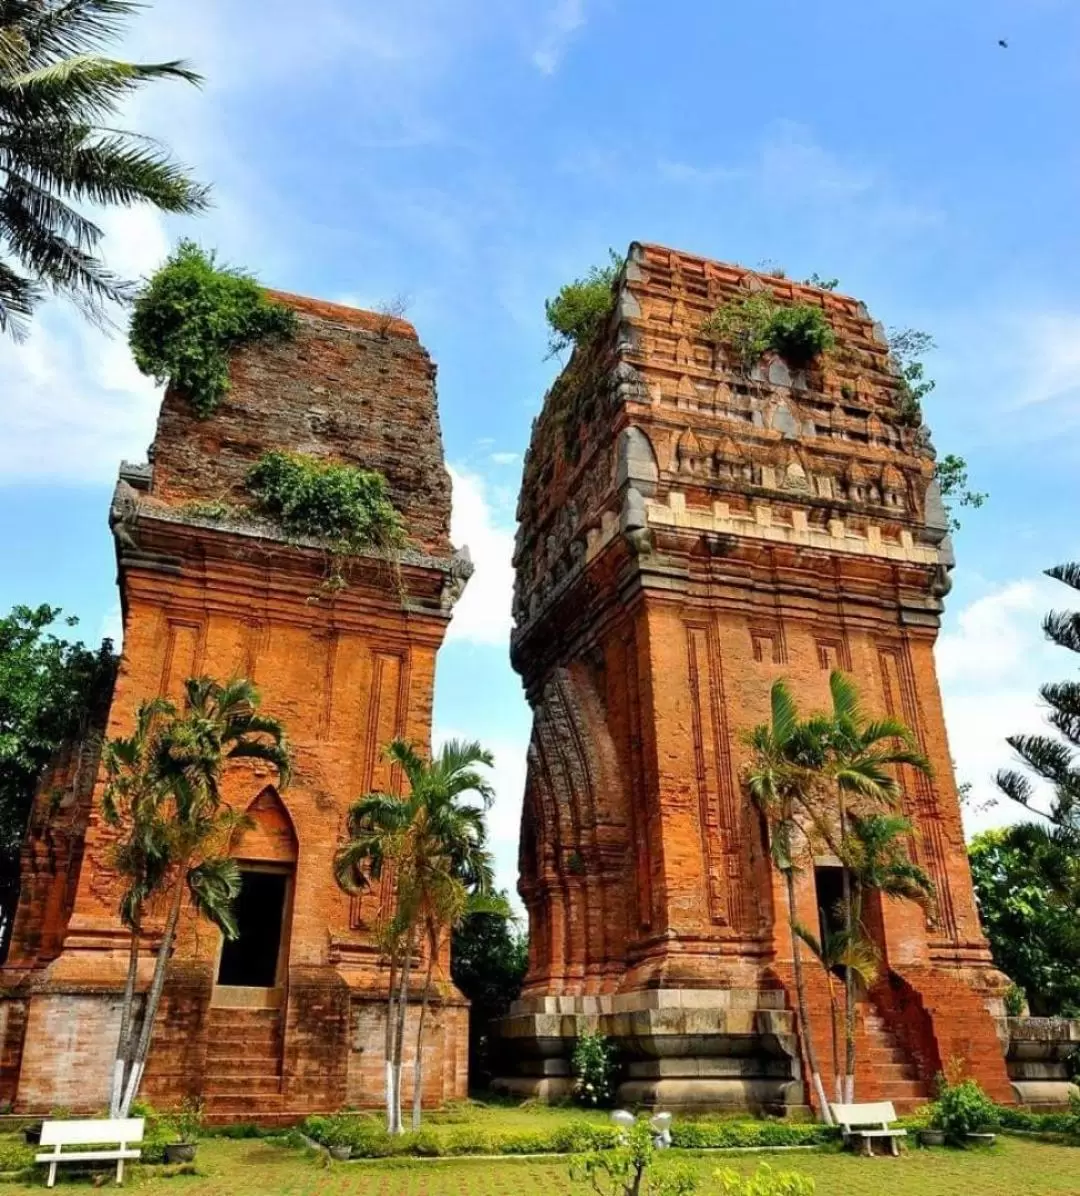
<box><xmin>995</xmin><ymin>1099</ymin><xmax>1080</xmax><ymax>1139</ymax></box>
<box><xmin>130</xmin><ymin>241</ymin><xmax>297</xmax><ymax>417</ymax></box>
<box><xmin>670</xmin><ymin>1122</ymin><xmax>837</xmax><ymax>1150</ymax></box>
<box><xmin>1003</xmin><ymin>984</ymin><xmax>1026</xmax><ymax>1017</ymax></box>
<box><xmin>572</xmin><ymin>1030</ymin><xmax>617</xmax><ymax>1107</ymax></box>
<box><xmin>702</xmin><ymin>295</ymin><xmax>833</xmax><ymax>371</ymax></box>
<box><xmin>550</xmin><ymin>1122</ymin><xmax>621</xmax><ymax>1153</ymax></box>
<box><xmin>444</xmin><ymin>1128</ymin><xmax>495</xmax><ymax>1155</ymax></box>
<box><xmin>715</xmin><ymin>1162</ymin><xmax>816</xmax><ymax>1195</ymax></box>
<box><xmin>246</xmin><ymin>451</ymin><xmax>405</xmax><ymax>555</ymax></box>
<box><xmin>544</xmin><ymin>250</ymin><xmax>624</xmax><ymax>356</ymax></box>
<box><xmin>930</xmin><ymin>1077</ymin><xmax>999</xmax><ymax>1141</ymax></box>
<box><xmin>763</xmin><ymin>304</ymin><xmax>834</xmax><ymax>368</ymax></box>
<box><xmin>209</xmin><ymin>1121</ymin><xmax>266</xmax><ymax>1139</ymax></box>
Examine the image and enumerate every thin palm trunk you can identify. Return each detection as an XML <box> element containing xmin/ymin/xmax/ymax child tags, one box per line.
<box><xmin>110</xmin><ymin>915</ymin><xmax>142</xmax><ymax>1117</ymax></box>
<box><xmin>392</xmin><ymin>927</ymin><xmax>415</xmax><ymax>1134</ymax></box>
<box><xmin>120</xmin><ymin>877</ymin><xmax>185</xmax><ymax>1116</ymax></box>
<box><xmin>824</xmin><ymin>970</ymin><xmax>843</xmax><ymax>1105</ymax></box>
<box><xmin>785</xmin><ymin>868</ymin><xmax>832</xmax><ymax>1124</ymax></box>
<box><xmin>838</xmin><ymin>798</ymin><xmax>857</xmax><ymax>1104</ymax></box>
<box><xmin>384</xmin><ymin>945</ymin><xmax>399</xmax><ymax>1133</ymax></box>
<box><xmin>411</xmin><ymin>935</ymin><xmax>437</xmax><ymax>1130</ymax></box>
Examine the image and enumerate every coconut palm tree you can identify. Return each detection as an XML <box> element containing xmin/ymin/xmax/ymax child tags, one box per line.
<box><xmin>106</xmin><ymin>676</ymin><xmax>290</xmax><ymax>1116</ymax></box>
<box><xmin>334</xmin><ymin>738</ymin><xmax>497</xmax><ymax>1133</ymax></box>
<box><xmin>745</xmin><ymin>681</ymin><xmax>834</xmax><ymax>1124</ymax></box>
<box><xmin>0</xmin><ymin>0</ymin><xmax>210</xmax><ymax>335</ymax></box>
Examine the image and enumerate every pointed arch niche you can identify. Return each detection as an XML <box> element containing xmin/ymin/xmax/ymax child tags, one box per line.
<box><xmin>213</xmin><ymin>786</ymin><xmax>298</xmax><ymax>1006</ymax></box>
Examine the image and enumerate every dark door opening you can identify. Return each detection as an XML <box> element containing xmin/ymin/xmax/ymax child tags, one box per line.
<box><xmin>216</xmin><ymin>869</ymin><xmax>288</xmax><ymax>988</ymax></box>
<box><xmin>814</xmin><ymin>865</ymin><xmax>847</xmax><ymax>974</ymax></box>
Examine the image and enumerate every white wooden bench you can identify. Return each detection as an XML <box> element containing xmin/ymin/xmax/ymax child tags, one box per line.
<box><xmin>35</xmin><ymin>1118</ymin><xmax>144</xmax><ymax>1187</ymax></box>
<box><xmin>831</xmin><ymin>1102</ymin><xmax>906</xmax><ymax>1156</ymax></box>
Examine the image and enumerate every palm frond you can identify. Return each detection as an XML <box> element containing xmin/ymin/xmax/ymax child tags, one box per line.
<box><xmin>186</xmin><ymin>855</ymin><xmax>242</xmax><ymax>939</ymax></box>
<box><xmin>769</xmin><ymin>680</ymin><xmax>800</xmax><ymax>746</ymax></box>
<box><xmin>828</xmin><ymin>670</ymin><xmax>861</xmax><ymax>724</ymax></box>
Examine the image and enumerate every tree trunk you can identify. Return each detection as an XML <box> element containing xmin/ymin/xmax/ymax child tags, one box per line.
<box><xmin>825</xmin><ymin>970</ymin><xmax>843</xmax><ymax>1106</ymax></box>
<box><xmin>391</xmin><ymin>927</ymin><xmax>415</xmax><ymax>1134</ymax></box>
<box><xmin>411</xmin><ymin>933</ymin><xmax>437</xmax><ymax>1131</ymax></box>
<box><xmin>110</xmin><ymin>915</ymin><xmax>142</xmax><ymax>1117</ymax></box>
<box><xmin>120</xmin><ymin>878</ymin><xmax>186</xmax><ymax>1116</ymax></box>
<box><xmin>785</xmin><ymin>868</ymin><xmax>833</xmax><ymax>1124</ymax></box>
<box><xmin>384</xmin><ymin>945</ymin><xmax>399</xmax><ymax>1134</ymax></box>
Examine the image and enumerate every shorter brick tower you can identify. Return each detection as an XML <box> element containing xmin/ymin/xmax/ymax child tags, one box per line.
<box><xmin>494</xmin><ymin>243</ymin><xmax>1013</xmax><ymax>1112</ymax></box>
<box><xmin>0</xmin><ymin>296</ymin><xmax>472</xmax><ymax>1119</ymax></box>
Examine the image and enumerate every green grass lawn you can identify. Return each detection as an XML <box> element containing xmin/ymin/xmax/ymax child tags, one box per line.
<box><xmin>1</xmin><ymin>1133</ymin><xmax>1078</xmax><ymax>1194</ymax></box>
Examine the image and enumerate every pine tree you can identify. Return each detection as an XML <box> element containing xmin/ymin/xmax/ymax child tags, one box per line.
<box><xmin>997</xmin><ymin>563</ymin><xmax>1080</xmax><ymax>838</ymax></box>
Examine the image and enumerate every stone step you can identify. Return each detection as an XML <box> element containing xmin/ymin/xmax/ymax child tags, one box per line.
<box><xmin>203</xmin><ymin>1073</ymin><xmax>283</xmax><ymax>1096</ymax></box>
<box><xmin>203</xmin><ymin>1092</ymin><xmax>286</xmax><ymax>1116</ymax></box>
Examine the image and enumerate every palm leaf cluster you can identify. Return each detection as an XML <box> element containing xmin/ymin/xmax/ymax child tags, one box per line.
<box><xmin>744</xmin><ymin>672</ymin><xmax>933</xmax><ymax>1113</ymax></box>
<box><xmin>0</xmin><ymin>0</ymin><xmax>209</xmax><ymax>336</ymax></box>
<box><xmin>334</xmin><ymin>737</ymin><xmax>503</xmax><ymax>1132</ymax></box>
<box><xmin>101</xmin><ymin>675</ymin><xmax>290</xmax><ymax>1116</ymax></box>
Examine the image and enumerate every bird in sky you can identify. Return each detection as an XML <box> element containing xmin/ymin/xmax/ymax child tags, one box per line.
<box><xmin>998</xmin><ymin>39</ymin><xmax>1009</xmax><ymax>49</ymax></box>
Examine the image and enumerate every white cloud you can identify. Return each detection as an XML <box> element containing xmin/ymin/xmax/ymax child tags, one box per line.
<box><xmin>489</xmin><ymin>451</ymin><xmax>519</xmax><ymax>466</ymax></box>
<box><xmin>659</xmin><ymin>121</ymin><xmax>941</xmax><ymax>234</ymax></box>
<box><xmin>1012</xmin><ymin>311</ymin><xmax>1080</xmax><ymax>412</ymax></box>
<box><xmin>532</xmin><ymin>0</ymin><xmax>588</xmax><ymax>74</ymax></box>
<box><xmin>446</xmin><ymin>465</ymin><xmax>516</xmax><ymax>648</ymax></box>
<box><xmin>937</xmin><ymin>575</ymin><xmax>1067</xmax><ymax>835</ymax></box>
<box><xmin>0</xmin><ymin>204</ymin><xmax>170</xmax><ymax>484</ymax></box>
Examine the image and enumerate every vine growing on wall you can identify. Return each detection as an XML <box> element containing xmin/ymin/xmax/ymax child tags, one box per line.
<box><xmin>129</xmin><ymin>241</ymin><xmax>297</xmax><ymax>417</ymax></box>
<box><xmin>245</xmin><ymin>451</ymin><xmax>405</xmax><ymax>558</ymax></box>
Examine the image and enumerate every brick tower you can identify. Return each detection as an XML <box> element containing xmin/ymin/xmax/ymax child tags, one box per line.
<box><xmin>0</xmin><ymin>296</ymin><xmax>472</xmax><ymax>1119</ymax></box>
<box><xmin>494</xmin><ymin>243</ymin><xmax>1012</xmax><ymax>1112</ymax></box>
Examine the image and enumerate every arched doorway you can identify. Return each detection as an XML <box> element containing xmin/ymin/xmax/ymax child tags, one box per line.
<box><xmin>213</xmin><ymin>786</ymin><xmax>298</xmax><ymax>1009</ymax></box>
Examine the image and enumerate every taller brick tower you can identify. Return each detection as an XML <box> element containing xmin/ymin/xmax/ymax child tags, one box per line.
<box><xmin>494</xmin><ymin>243</ymin><xmax>1012</xmax><ymax>1112</ymax></box>
<box><xmin>1</xmin><ymin>295</ymin><xmax>472</xmax><ymax>1119</ymax></box>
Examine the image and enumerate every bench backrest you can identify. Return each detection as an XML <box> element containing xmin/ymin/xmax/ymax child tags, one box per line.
<box><xmin>39</xmin><ymin>1119</ymin><xmax>145</xmax><ymax>1147</ymax></box>
<box><xmin>831</xmin><ymin>1102</ymin><xmax>897</xmax><ymax>1128</ymax></box>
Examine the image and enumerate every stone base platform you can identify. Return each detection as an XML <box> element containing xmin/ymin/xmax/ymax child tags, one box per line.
<box><xmin>1004</xmin><ymin>1017</ymin><xmax>1080</xmax><ymax>1109</ymax></box>
<box><xmin>491</xmin><ymin>989</ymin><xmax>804</xmax><ymax>1113</ymax></box>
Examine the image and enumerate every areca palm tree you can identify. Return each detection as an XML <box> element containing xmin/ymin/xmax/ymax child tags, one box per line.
<box><xmin>819</xmin><ymin>673</ymin><xmax>931</xmax><ymax>1101</ymax></box>
<box><xmin>101</xmin><ymin>694</ymin><xmax>175</xmax><ymax>1116</ymax></box>
<box><xmin>745</xmin><ymin>681</ymin><xmax>834</xmax><ymax>1124</ymax></box>
<box><xmin>334</xmin><ymin>738</ymin><xmax>498</xmax><ymax>1133</ymax></box>
<box><xmin>792</xmin><ymin>919</ymin><xmax>878</xmax><ymax>1105</ymax></box>
<box><xmin>0</xmin><ymin>1</ymin><xmax>210</xmax><ymax>335</ymax></box>
<box><xmin>104</xmin><ymin>676</ymin><xmax>291</xmax><ymax>1116</ymax></box>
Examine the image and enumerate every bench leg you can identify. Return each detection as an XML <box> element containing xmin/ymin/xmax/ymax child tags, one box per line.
<box><xmin>890</xmin><ymin>1136</ymin><xmax>900</xmax><ymax>1157</ymax></box>
<box><xmin>117</xmin><ymin>1156</ymin><xmax>125</xmax><ymax>1184</ymax></box>
<box><xmin>48</xmin><ymin>1159</ymin><xmax>57</xmax><ymax>1188</ymax></box>
<box><xmin>863</xmin><ymin>1136</ymin><xmax>873</xmax><ymax>1158</ymax></box>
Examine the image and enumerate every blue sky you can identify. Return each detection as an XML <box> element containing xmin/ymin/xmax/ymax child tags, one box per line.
<box><xmin>2</xmin><ymin>0</ymin><xmax>1080</xmax><ymax>898</ymax></box>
